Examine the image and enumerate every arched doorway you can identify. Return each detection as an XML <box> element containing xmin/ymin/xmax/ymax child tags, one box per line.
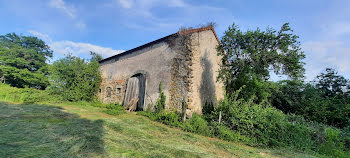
<box><xmin>123</xmin><ymin>73</ymin><xmax>146</xmax><ymax>111</ymax></box>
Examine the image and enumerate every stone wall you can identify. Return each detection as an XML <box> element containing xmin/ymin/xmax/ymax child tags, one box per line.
<box><xmin>98</xmin><ymin>29</ymin><xmax>224</xmax><ymax>113</ymax></box>
<box><xmin>187</xmin><ymin>30</ymin><xmax>225</xmax><ymax>114</ymax></box>
<box><xmin>98</xmin><ymin>41</ymin><xmax>176</xmax><ymax>110</ymax></box>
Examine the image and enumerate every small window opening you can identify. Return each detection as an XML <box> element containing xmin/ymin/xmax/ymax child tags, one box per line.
<box><xmin>117</xmin><ymin>88</ymin><xmax>121</xmax><ymax>94</ymax></box>
<box><xmin>106</xmin><ymin>87</ymin><xmax>112</xmax><ymax>97</ymax></box>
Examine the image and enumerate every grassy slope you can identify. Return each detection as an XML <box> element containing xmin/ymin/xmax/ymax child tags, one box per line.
<box><xmin>0</xmin><ymin>101</ymin><xmax>319</xmax><ymax>158</ymax></box>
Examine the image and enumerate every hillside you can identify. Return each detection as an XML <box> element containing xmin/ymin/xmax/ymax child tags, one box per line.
<box><xmin>0</xmin><ymin>101</ymin><xmax>319</xmax><ymax>158</ymax></box>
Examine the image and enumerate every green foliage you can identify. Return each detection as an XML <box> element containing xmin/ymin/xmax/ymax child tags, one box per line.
<box><xmin>102</xmin><ymin>103</ymin><xmax>125</xmax><ymax>116</ymax></box>
<box><xmin>213</xmin><ymin>93</ymin><xmax>289</xmax><ymax>147</ymax></box>
<box><xmin>341</xmin><ymin>126</ymin><xmax>350</xmax><ymax>150</ymax></box>
<box><xmin>213</xmin><ymin>123</ymin><xmax>249</xmax><ymax>142</ymax></box>
<box><xmin>217</xmin><ymin>22</ymin><xmax>305</xmax><ymax>102</ymax></box>
<box><xmin>0</xmin><ymin>33</ymin><xmax>52</xmax><ymax>89</ymax></box>
<box><xmin>0</xmin><ymin>83</ymin><xmax>61</xmax><ymax>103</ymax></box>
<box><xmin>316</xmin><ymin>68</ymin><xmax>350</xmax><ymax>97</ymax></box>
<box><xmin>182</xmin><ymin>114</ymin><xmax>212</xmax><ymax>136</ymax></box>
<box><xmin>138</xmin><ymin>111</ymin><xmax>182</xmax><ymax>127</ymax></box>
<box><xmin>202</xmin><ymin>101</ymin><xmax>214</xmax><ymax>115</ymax></box>
<box><xmin>318</xmin><ymin>128</ymin><xmax>347</xmax><ymax>158</ymax></box>
<box><xmin>271</xmin><ymin>78</ymin><xmax>350</xmax><ymax>128</ymax></box>
<box><xmin>155</xmin><ymin>81</ymin><xmax>166</xmax><ymax>113</ymax></box>
<box><xmin>48</xmin><ymin>53</ymin><xmax>102</xmax><ymax>102</ymax></box>
<box><xmin>209</xmin><ymin>91</ymin><xmax>349</xmax><ymax>156</ymax></box>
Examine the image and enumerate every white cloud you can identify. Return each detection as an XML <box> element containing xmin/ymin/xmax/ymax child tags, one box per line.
<box><xmin>28</xmin><ymin>30</ymin><xmax>52</xmax><ymax>43</ymax></box>
<box><xmin>118</xmin><ymin>0</ymin><xmax>133</xmax><ymax>9</ymax></box>
<box><xmin>112</xmin><ymin>0</ymin><xmax>233</xmax><ymax>32</ymax></box>
<box><xmin>49</xmin><ymin>0</ymin><xmax>76</xmax><ymax>18</ymax></box>
<box><xmin>168</xmin><ymin>0</ymin><xmax>187</xmax><ymax>7</ymax></box>
<box><xmin>302</xmin><ymin>40</ymin><xmax>350</xmax><ymax>80</ymax></box>
<box><xmin>50</xmin><ymin>41</ymin><xmax>124</xmax><ymax>58</ymax></box>
<box><xmin>28</xmin><ymin>30</ymin><xmax>124</xmax><ymax>59</ymax></box>
<box><xmin>48</xmin><ymin>0</ymin><xmax>86</xmax><ymax>30</ymax></box>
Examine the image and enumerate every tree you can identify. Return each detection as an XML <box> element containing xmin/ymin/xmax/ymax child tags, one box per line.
<box><xmin>217</xmin><ymin>23</ymin><xmax>305</xmax><ymax>101</ymax></box>
<box><xmin>48</xmin><ymin>52</ymin><xmax>102</xmax><ymax>101</ymax></box>
<box><xmin>315</xmin><ymin>68</ymin><xmax>350</xmax><ymax>97</ymax></box>
<box><xmin>0</xmin><ymin>33</ymin><xmax>53</xmax><ymax>89</ymax></box>
<box><xmin>270</xmin><ymin>69</ymin><xmax>350</xmax><ymax>128</ymax></box>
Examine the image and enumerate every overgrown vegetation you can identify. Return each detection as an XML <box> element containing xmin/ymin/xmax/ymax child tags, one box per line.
<box><xmin>48</xmin><ymin>52</ymin><xmax>102</xmax><ymax>102</ymax></box>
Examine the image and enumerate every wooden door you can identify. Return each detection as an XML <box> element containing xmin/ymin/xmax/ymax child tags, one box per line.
<box><xmin>123</xmin><ymin>74</ymin><xmax>146</xmax><ymax>111</ymax></box>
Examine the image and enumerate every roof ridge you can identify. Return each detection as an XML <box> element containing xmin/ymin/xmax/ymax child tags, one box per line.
<box><xmin>177</xmin><ymin>26</ymin><xmax>220</xmax><ymax>44</ymax></box>
<box><xmin>99</xmin><ymin>26</ymin><xmax>220</xmax><ymax>63</ymax></box>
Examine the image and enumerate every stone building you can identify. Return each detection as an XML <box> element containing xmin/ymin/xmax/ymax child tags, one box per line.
<box><xmin>98</xmin><ymin>26</ymin><xmax>224</xmax><ymax>114</ymax></box>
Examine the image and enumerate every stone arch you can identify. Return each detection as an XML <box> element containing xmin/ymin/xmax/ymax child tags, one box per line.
<box><xmin>123</xmin><ymin>70</ymin><xmax>148</xmax><ymax>111</ymax></box>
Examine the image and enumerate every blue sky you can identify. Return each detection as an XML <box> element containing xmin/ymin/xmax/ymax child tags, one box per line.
<box><xmin>0</xmin><ymin>0</ymin><xmax>349</xmax><ymax>80</ymax></box>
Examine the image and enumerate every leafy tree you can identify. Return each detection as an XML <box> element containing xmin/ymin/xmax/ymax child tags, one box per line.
<box><xmin>0</xmin><ymin>33</ymin><xmax>53</xmax><ymax>89</ymax></box>
<box><xmin>270</xmin><ymin>70</ymin><xmax>350</xmax><ymax>128</ymax></box>
<box><xmin>48</xmin><ymin>52</ymin><xmax>101</xmax><ymax>101</ymax></box>
<box><xmin>315</xmin><ymin>68</ymin><xmax>350</xmax><ymax>97</ymax></box>
<box><xmin>217</xmin><ymin>23</ymin><xmax>305</xmax><ymax>101</ymax></box>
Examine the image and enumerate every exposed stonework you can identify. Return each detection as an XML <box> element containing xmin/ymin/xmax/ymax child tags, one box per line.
<box><xmin>98</xmin><ymin>26</ymin><xmax>224</xmax><ymax>114</ymax></box>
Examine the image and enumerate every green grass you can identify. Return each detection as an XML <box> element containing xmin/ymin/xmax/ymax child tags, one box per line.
<box><xmin>0</xmin><ymin>101</ymin><xmax>321</xmax><ymax>158</ymax></box>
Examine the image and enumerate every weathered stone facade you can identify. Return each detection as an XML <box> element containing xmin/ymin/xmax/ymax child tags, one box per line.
<box><xmin>98</xmin><ymin>26</ymin><xmax>224</xmax><ymax>114</ymax></box>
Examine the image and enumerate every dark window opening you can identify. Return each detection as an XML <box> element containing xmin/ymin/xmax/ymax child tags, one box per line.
<box><xmin>106</xmin><ymin>87</ymin><xmax>112</xmax><ymax>97</ymax></box>
<box><xmin>117</xmin><ymin>88</ymin><xmax>121</xmax><ymax>94</ymax></box>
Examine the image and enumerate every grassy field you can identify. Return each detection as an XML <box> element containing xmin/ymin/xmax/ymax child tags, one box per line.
<box><xmin>0</xmin><ymin>101</ymin><xmax>320</xmax><ymax>158</ymax></box>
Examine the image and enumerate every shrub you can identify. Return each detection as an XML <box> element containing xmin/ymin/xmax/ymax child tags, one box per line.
<box><xmin>212</xmin><ymin>123</ymin><xmax>249</xmax><ymax>142</ymax></box>
<box><xmin>209</xmin><ymin>92</ymin><xmax>349</xmax><ymax>155</ymax></box>
<box><xmin>48</xmin><ymin>53</ymin><xmax>101</xmax><ymax>102</ymax></box>
<box><xmin>341</xmin><ymin>126</ymin><xmax>350</xmax><ymax>150</ymax></box>
<box><xmin>138</xmin><ymin>111</ymin><xmax>182</xmax><ymax>127</ymax></box>
<box><xmin>155</xmin><ymin>82</ymin><xmax>166</xmax><ymax>113</ymax></box>
<box><xmin>103</xmin><ymin>105</ymin><xmax>125</xmax><ymax>116</ymax></box>
<box><xmin>211</xmin><ymin>92</ymin><xmax>288</xmax><ymax>146</ymax></box>
<box><xmin>182</xmin><ymin>114</ymin><xmax>212</xmax><ymax>136</ymax></box>
<box><xmin>318</xmin><ymin>127</ymin><xmax>347</xmax><ymax>157</ymax></box>
<box><xmin>155</xmin><ymin>111</ymin><xmax>182</xmax><ymax>127</ymax></box>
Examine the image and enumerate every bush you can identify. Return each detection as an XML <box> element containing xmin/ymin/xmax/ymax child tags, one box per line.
<box><xmin>155</xmin><ymin>82</ymin><xmax>166</xmax><ymax>113</ymax></box>
<box><xmin>182</xmin><ymin>114</ymin><xmax>212</xmax><ymax>136</ymax></box>
<box><xmin>316</xmin><ymin>128</ymin><xmax>345</xmax><ymax>157</ymax></box>
<box><xmin>212</xmin><ymin>123</ymin><xmax>249</xmax><ymax>142</ymax></box>
<box><xmin>341</xmin><ymin>126</ymin><xmax>350</xmax><ymax>150</ymax></box>
<box><xmin>138</xmin><ymin>111</ymin><xmax>182</xmax><ymax>127</ymax></box>
<box><xmin>210</xmin><ymin>92</ymin><xmax>287</xmax><ymax>146</ymax></box>
<box><xmin>48</xmin><ymin>53</ymin><xmax>101</xmax><ymax>102</ymax></box>
<box><xmin>209</xmin><ymin>92</ymin><xmax>349</xmax><ymax>157</ymax></box>
<box><xmin>103</xmin><ymin>104</ymin><xmax>125</xmax><ymax>116</ymax></box>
